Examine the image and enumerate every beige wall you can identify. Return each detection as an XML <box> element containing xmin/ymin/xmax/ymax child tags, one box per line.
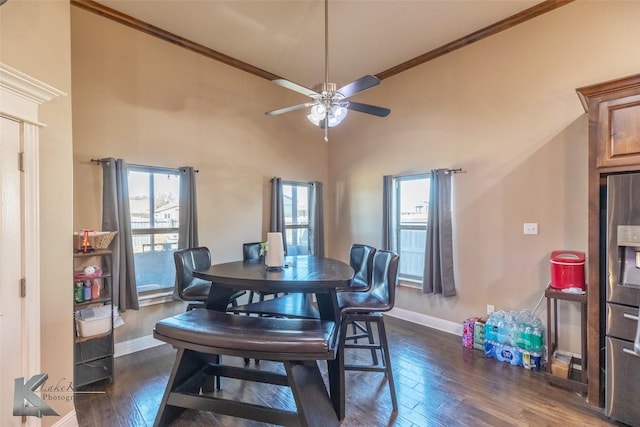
<box><xmin>70</xmin><ymin>7</ymin><xmax>329</xmax><ymax>342</ymax></box>
<box><xmin>328</xmin><ymin>0</ymin><xmax>640</xmax><ymax>352</ymax></box>
<box><xmin>0</xmin><ymin>0</ymin><xmax>74</xmax><ymax>423</ymax></box>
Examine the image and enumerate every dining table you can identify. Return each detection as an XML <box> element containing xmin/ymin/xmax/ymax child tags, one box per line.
<box><xmin>193</xmin><ymin>255</ymin><xmax>354</xmax><ymax>420</ymax></box>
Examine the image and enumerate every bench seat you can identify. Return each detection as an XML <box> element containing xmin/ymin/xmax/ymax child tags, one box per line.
<box><xmin>153</xmin><ymin>309</ymin><xmax>340</xmax><ymax>427</ymax></box>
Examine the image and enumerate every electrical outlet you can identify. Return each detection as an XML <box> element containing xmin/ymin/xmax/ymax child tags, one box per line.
<box><xmin>486</xmin><ymin>304</ymin><xmax>495</xmax><ymax>315</ymax></box>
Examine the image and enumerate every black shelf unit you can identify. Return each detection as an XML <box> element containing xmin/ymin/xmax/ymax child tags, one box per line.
<box><xmin>73</xmin><ymin>249</ymin><xmax>115</xmax><ymax>388</ymax></box>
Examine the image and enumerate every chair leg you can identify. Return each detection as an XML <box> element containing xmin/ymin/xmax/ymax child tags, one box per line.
<box><xmin>376</xmin><ymin>318</ymin><xmax>398</xmax><ymax>412</ymax></box>
<box><xmin>365</xmin><ymin>321</ymin><xmax>379</xmax><ymax>366</ymax></box>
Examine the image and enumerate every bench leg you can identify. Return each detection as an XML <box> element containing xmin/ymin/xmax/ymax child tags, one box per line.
<box><xmin>154</xmin><ymin>348</ymin><xmax>217</xmax><ymax>427</ymax></box>
<box><xmin>285</xmin><ymin>361</ymin><xmax>340</xmax><ymax>427</ymax></box>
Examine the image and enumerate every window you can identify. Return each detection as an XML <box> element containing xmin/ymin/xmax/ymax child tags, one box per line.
<box><xmin>392</xmin><ymin>174</ymin><xmax>430</xmax><ymax>282</ymax></box>
<box><xmin>283</xmin><ymin>182</ymin><xmax>310</xmax><ymax>255</ymax></box>
<box><xmin>128</xmin><ymin>165</ymin><xmax>181</xmax><ymax>293</ymax></box>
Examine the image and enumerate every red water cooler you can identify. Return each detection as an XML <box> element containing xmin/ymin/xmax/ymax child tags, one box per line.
<box><xmin>549</xmin><ymin>250</ymin><xmax>585</xmax><ymax>291</ymax></box>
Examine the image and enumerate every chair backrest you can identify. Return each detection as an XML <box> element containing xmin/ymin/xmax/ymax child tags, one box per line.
<box><xmin>349</xmin><ymin>244</ymin><xmax>376</xmax><ymax>289</ymax></box>
<box><xmin>174</xmin><ymin>247</ymin><xmax>212</xmax><ymax>299</ymax></box>
<box><xmin>369</xmin><ymin>250</ymin><xmax>400</xmax><ymax>311</ymax></box>
<box><xmin>243</xmin><ymin>242</ymin><xmax>262</xmax><ymax>261</ymax></box>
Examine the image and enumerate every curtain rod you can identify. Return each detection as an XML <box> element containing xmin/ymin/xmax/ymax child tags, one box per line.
<box><xmin>90</xmin><ymin>158</ymin><xmax>199</xmax><ymax>173</ymax></box>
<box><xmin>397</xmin><ymin>168</ymin><xmax>466</xmax><ymax>178</ymax></box>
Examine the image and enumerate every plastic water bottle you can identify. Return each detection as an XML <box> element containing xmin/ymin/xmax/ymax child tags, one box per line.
<box><xmin>485</xmin><ymin>312</ymin><xmax>501</xmax><ymax>342</ymax></box>
<box><xmin>530</xmin><ymin>319</ymin><xmax>544</xmax><ymax>353</ymax></box>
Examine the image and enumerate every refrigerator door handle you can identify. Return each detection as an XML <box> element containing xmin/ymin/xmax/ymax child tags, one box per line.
<box><xmin>622</xmin><ymin>348</ymin><xmax>640</xmax><ymax>358</ymax></box>
<box><xmin>635</xmin><ymin>308</ymin><xmax>640</xmax><ymax>353</ymax></box>
<box><xmin>623</xmin><ymin>313</ymin><xmax>639</xmax><ymax>321</ymax></box>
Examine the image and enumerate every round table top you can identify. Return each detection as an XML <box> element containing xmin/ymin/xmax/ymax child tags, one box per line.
<box><xmin>194</xmin><ymin>255</ymin><xmax>354</xmax><ymax>293</ymax></box>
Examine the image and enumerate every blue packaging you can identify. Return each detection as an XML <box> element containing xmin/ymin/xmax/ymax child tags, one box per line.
<box><xmin>529</xmin><ymin>352</ymin><xmax>542</xmax><ymax>371</ymax></box>
<box><xmin>496</xmin><ymin>345</ymin><xmax>514</xmax><ymax>363</ymax></box>
<box><xmin>484</xmin><ymin>340</ymin><xmax>497</xmax><ymax>359</ymax></box>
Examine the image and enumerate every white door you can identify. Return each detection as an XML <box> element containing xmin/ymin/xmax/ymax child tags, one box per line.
<box><xmin>0</xmin><ymin>116</ymin><xmax>24</xmax><ymax>425</ymax></box>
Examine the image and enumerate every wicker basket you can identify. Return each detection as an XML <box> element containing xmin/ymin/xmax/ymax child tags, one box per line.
<box><xmin>74</xmin><ymin>231</ymin><xmax>117</xmax><ymax>251</ymax></box>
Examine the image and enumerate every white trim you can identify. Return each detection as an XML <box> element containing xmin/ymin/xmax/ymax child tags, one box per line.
<box><xmin>387</xmin><ymin>307</ymin><xmax>462</xmax><ymax>336</ymax></box>
<box><xmin>0</xmin><ymin>63</ymin><xmax>65</xmax><ymax>427</ymax></box>
<box><xmin>0</xmin><ymin>63</ymin><xmax>66</xmax><ymax>105</ymax></box>
<box><xmin>22</xmin><ymin>123</ymin><xmax>42</xmax><ymax>398</ymax></box>
<box><xmin>114</xmin><ymin>334</ymin><xmax>165</xmax><ymax>358</ymax></box>
<box><xmin>51</xmin><ymin>410</ymin><xmax>78</xmax><ymax>427</ymax></box>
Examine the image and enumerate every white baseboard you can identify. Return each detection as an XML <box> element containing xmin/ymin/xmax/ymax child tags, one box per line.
<box><xmin>387</xmin><ymin>307</ymin><xmax>462</xmax><ymax>336</ymax></box>
<box><xmin>115</xmin><ymin>334</ymin><xmax>165</xmax><ymax>358</ymax></box>
<box><xmin>52</xmin><ymin>410</ymin><xmax>78</xmax><ymax>427</ymax></box>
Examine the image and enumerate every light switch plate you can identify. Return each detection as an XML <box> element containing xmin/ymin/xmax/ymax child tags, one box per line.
<box><xmin>524</xmin><ymin>223</ymin><xmax>538</xmax><ymax>235</ymax></box>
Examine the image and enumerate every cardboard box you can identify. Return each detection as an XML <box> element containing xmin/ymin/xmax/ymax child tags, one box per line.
<box><xmin>550</xmin><ymin>350</ymin><xmax>572</xmax><ymax>378</ymax></box>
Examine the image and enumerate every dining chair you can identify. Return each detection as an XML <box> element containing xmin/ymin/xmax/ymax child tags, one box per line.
<box><xmin>174</xmin><ymin>246</ymin><xmax>246</xmax><ymax>311</ymax></box>
<box><xmin>242</xmin><ymin>241</ymin><xmax>281</xmax><ymax>303</ymax></box>
<box><xmin>342</xmin><ymin>244</ymin><xmax>379</xmax><ymax>363</ymax></box>
<box><xmin>348</xmin><ymin>243</ymin><xmax>376</xmax><ymax>291</ymax></box>
<box><xmin>173</xmin><ymin>246</ymin><xmax>247</xmax><ymax>387</ymax></box>
<box><xmin>337</xmin><ymin>249</ymin><xmax>399</xmax><ymax>413</ymax></box>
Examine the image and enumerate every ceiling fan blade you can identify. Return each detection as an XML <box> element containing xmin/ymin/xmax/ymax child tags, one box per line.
<box><xmin>272</xmin><ymin>79</ymin><xmax>321</xmax><ymax>98</ymax></box>
<box><xmin>337</xmin><ymin>75</ymin><xmax>381</xmax><ymax>99</ymax></box>
<box><xmin>265</xmin><ymin>102</ymin><xmax>316</xmax><ymax>116</ymax></box>
<box><xmin>347</xmin><ymin>101</ymin><xmax>390</xmax><ymax>117</ymax></box>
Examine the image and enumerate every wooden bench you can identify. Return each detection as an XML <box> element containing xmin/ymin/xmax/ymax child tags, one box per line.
<box><xmin>153</xmin><ymin>308</ymin><xmax>339</xmax><ymax>427</ymax></box>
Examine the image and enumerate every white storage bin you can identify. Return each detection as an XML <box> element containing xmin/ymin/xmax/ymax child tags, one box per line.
<box><xmin>76</xmin><ymin>315</ymin><xmax>111</xmax><ymax>337</ymax></box>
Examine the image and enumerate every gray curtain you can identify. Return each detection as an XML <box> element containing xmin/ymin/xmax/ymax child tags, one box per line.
<box><xmin>423</xmin><ymin>169</ymin><xmax>456</xmax><ymax>296</ymax></box>
<box><xmin>382</xmin><ymin>175</ymin><xmax>394</xmax><ymax>250</ymax></box>
<box><xmin>270</xmin><ymin>177</ymin><xmax>287</xmax><ymax>253</ymax></box>
<box><xmin>309</xmin><ymin>181</ymin><xmax>325</xmax><ymax>257</ymax></box>
<box><xmin>178</xmin><ymin>166</ymin><xmax>198</xmax><ymax>249</ymax></box>
<box><xmin>102</xmin><ymin>158</ymin><xmax>139</xmax><ymax>311</ymax></box>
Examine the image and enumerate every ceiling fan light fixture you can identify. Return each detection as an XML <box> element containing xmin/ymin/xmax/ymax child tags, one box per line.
<box><xmin>327</xmin><ymin>105</ymin><xmax>348</xmax><ymax>127</ymax></box>
<box><xmin>307</xmin><ymin>104</ymin><xmax>327</xmax><ymax>126</ymax></box>
<box><xmin>307</xmin><ymin>104</ymin><xmax>348</xmax><ymax>128</ymax></box>
<box><xmin>265</xmin><ymin>0</ymin><xmax>389</xmax><ymax>140</ymax></box>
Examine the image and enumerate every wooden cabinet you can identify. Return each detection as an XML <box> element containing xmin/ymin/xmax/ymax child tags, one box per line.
<box><xmin>577</xmin><ymin>73</ymin><xmax>640</xmax><ymax>407</ymax></box>
<box><xmin>578</xmin><ymin>75</ymin><xmax>640</xmax><ymax>169</ymax></box>
<box><xmin>73</xmin><ymin>250</ymin><xmax>115</xmax><ymax>388</ymax></box>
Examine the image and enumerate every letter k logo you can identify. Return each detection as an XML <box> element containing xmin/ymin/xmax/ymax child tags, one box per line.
<box><xmin>13</xmin><ymin>374</ymin><xmax>59</xmax><ymax>417</ymax></box>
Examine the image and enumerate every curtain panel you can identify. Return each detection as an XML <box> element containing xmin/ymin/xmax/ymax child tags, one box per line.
<box><xmin>101</xmin><ymin>158</ymin><xmax>139</xmax><ymax>311</ymax></box>
<box><xmin>309</xmin><ymin>181</ymin><xmax>325</xmax><ymax>257</ymax></box>
<box><xmin>423</xmin><ymin>168</ymin><xmax>456</xmax><ymax>297</ymax></box>
<box><xmin>178</xmin><ymin>166</ymin><xmax>199</xmax><ymax>249</ymax></box>
<box><xmin>382</xmin><ymin>175</ymin><xmax>394</xmax><ymax>251</ymax></box>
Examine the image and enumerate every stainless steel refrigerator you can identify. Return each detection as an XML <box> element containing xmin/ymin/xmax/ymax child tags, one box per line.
<box><xmin>605</xmin><ymin>172</ymin><xmax>640</xmax><ymax>426</ymax></box>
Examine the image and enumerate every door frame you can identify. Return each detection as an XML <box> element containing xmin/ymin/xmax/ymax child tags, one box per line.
<box><xmin>0</xmin><ymin>63</ymin><xmax>65</xmax><ymax>424</ymax></box>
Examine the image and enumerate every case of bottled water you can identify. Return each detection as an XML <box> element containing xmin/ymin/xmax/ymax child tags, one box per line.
<box><xmin>484</xmin><ymin>310</ymin><xmax>544</xmax><ymax>370</ymax></box>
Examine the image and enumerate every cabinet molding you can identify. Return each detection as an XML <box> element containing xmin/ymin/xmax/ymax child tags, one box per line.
<box><xmin>576</xmin><ymin>73</ymin><xmax>640</xmax><ymax>408</ymax></box>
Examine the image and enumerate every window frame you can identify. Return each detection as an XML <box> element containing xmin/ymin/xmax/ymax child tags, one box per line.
<box><xmin>282</xmin><ymin>180</ymin><xmax>311</xmax><ymax>256</ymax></box>
<box><xmin>391</xmin><ymin>173</ymin><xmax>431</xmax><ymax>283</ymax></box>
<box><xmin>127</xmin><ymin>164</ymin><xmax>181</xmax><ymax>294</ymax></box>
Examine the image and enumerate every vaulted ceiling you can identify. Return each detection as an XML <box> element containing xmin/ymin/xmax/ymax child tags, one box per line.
<box><xmin>75</xmin><ymin>0</ymin><xmax>571</xmax><ymax>90</ymax></box>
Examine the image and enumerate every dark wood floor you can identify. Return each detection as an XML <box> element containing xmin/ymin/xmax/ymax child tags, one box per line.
<box><xmin>75</xmin><ymin>317</ymin><xmax>620</xmax><ymax>426</ymax></box>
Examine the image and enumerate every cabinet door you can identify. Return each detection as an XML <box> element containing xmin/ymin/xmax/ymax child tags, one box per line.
<box><xmin>596</xmin><ymin>94</ymin><xmax>640</xmax><ymax>168</ymax></box>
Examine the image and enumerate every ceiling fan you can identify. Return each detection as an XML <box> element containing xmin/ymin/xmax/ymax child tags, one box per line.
<box><xmin>265</xmin><ymin>0</ymin><xmax>390</xmax><ymax>142</ymax></box>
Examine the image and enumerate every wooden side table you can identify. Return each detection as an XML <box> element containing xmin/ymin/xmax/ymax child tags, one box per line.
<box><xmin>545</xmin><ymin>286</ymin><xmax>588</xmax><ymax>393</ymax></box>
